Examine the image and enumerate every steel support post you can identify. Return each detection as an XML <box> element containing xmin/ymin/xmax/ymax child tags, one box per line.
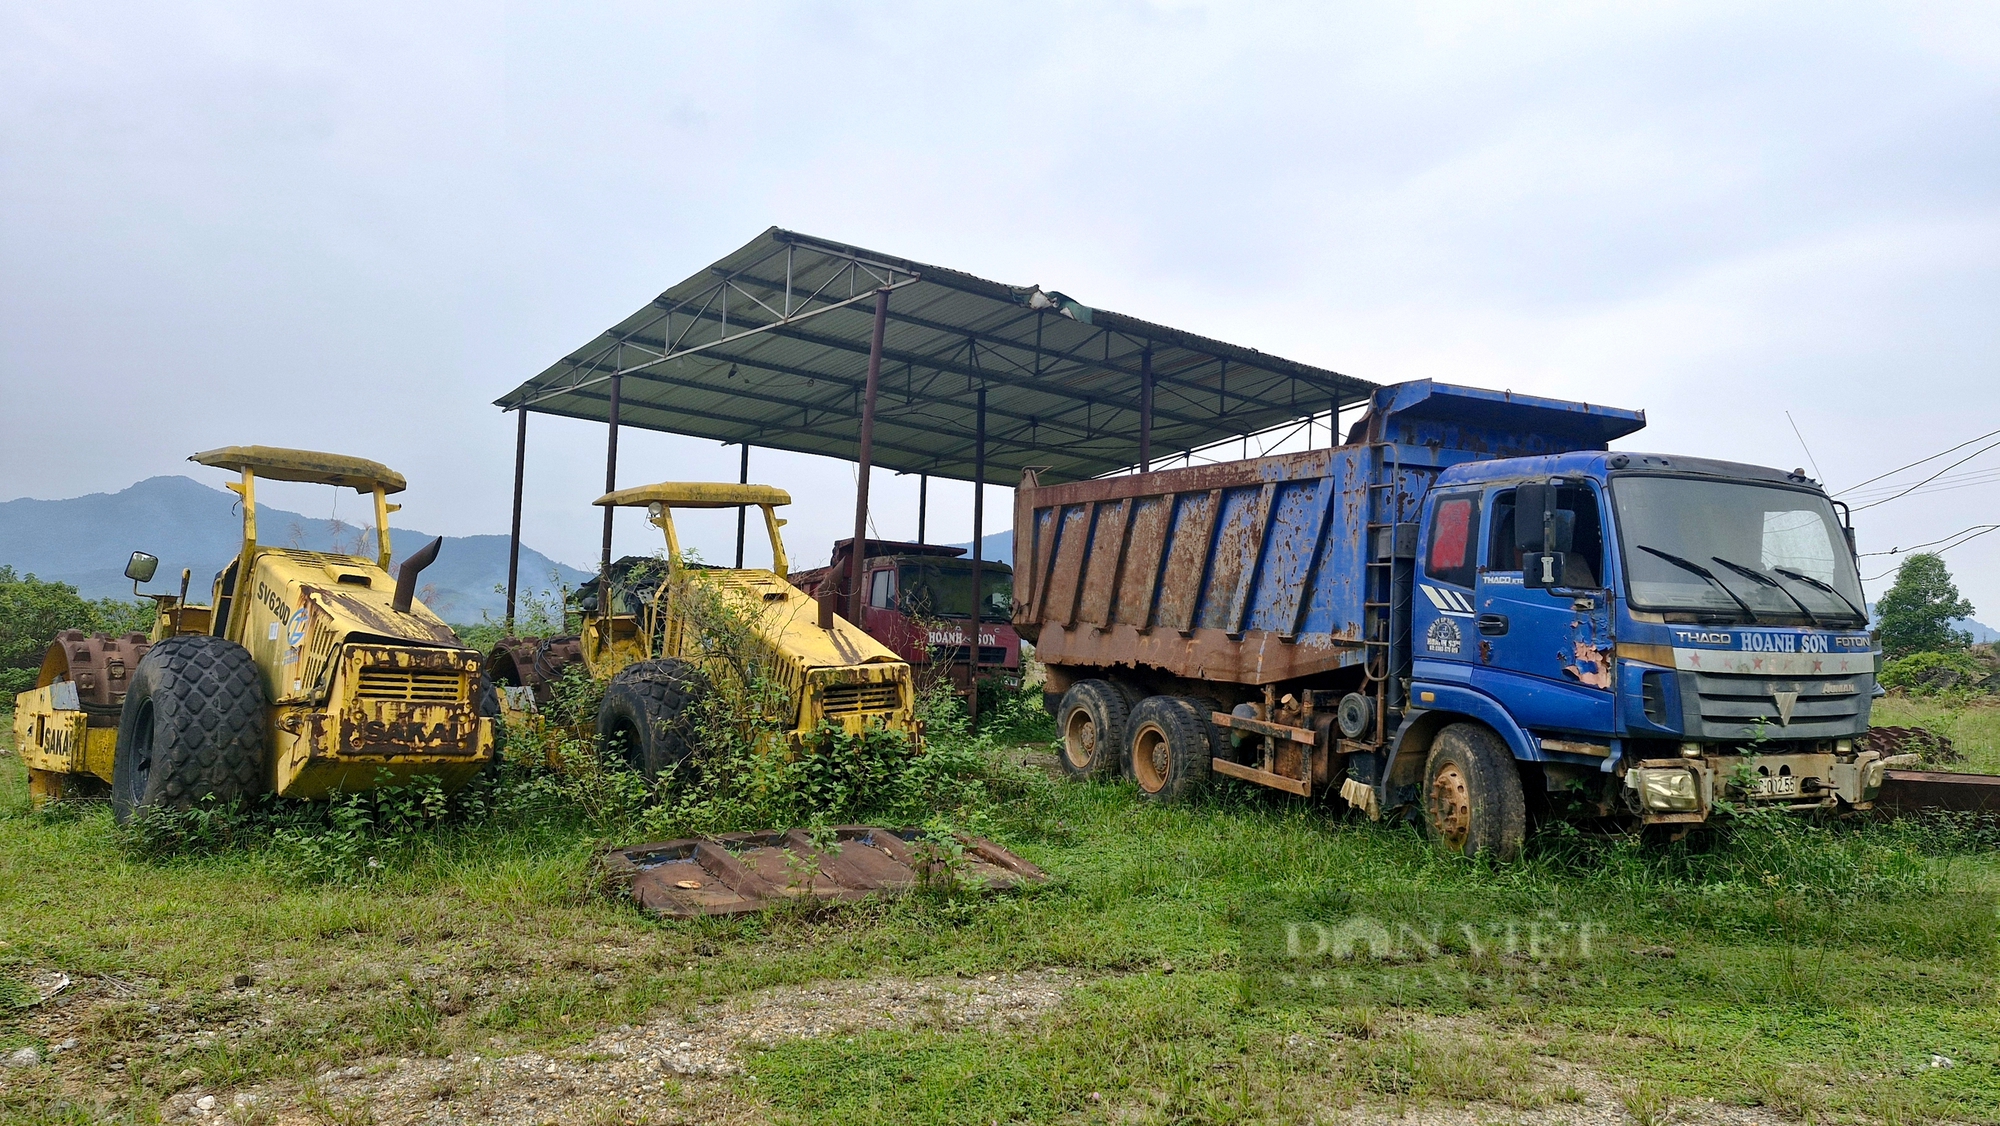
<box><xmin>849</xmin><ymin>288</ymin><xmax>890</xmax><ymax>623</ymax></box>
<box><xmin>1139</xmin><ymin>345</ymin><xmax>1154</xmax><ymax>472</ymax></box>
<box><xmin>734</xmin><ymin>443</ymin><xmax>750</xmax><ymax>568</ymax></box>
<box><xmin>600</xmin><ymin>372</ymin><xmax>622</xmax><ymax>575</ymax></box>
<box><xmin>505</xmin><ymin>407</ymin><xmax>528</xmax><ymax>633</ymax></box>
<box><xmin>917</xmin><ymin>473</ymin><xmax>928</xmax><ymax>544</ymax></box>
<box><xmin>969</xmin><ymin>387</ymin><xmax>986</xmax><ymax>730</ymax></box>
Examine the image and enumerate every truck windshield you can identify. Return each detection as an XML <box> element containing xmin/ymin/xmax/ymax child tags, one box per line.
<box><xmin>1610</xmin><ymin>475</ymin><xmax>1865</xmax><ymax>624</ymax></box>
<box><xmin>897</xmin><ymin>560</ymin><xmax>1014</xmax><ymax>622</ymax></box>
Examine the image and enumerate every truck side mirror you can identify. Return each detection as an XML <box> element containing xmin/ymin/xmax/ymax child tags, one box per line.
<box><xmin>125</xmin><ymin>551</ymin><xmax>159</xmax><ymax>585</ymax></box>
<box><xmin>1514</xmin><ymin>484</ymin><xmax>1554</xmax><ymax>552</ymax></box>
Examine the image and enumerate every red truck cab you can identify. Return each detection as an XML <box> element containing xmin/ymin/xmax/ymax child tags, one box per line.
<box><xmin>793</xmin><ymin>539</ymin><xmax>1022</xmax><ymax>699</ymax></box>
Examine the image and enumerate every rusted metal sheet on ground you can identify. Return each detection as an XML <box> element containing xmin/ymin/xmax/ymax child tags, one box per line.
<box><xmin>1875</xmin><ymin>769</ymin><xmax>2000</xmax><ymax>817</ymax></box>
<box><xmin>1860</xmin><ymin>726</ymin><xmax>1959</xmax><ymax>764</ymax></box>
<box><xmin>600</xmin><ymin>826</ymin><xmax>1048</xmax><ymax>918</ymax></box>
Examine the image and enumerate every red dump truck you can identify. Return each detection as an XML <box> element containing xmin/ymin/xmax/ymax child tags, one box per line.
<box><xmin>793</xmin><ymin>539</ymin><xmax>1022</xmax><ymax>699</ymax></box>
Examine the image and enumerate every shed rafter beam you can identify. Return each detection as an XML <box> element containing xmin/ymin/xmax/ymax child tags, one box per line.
<box><xmin>710</xmin><ymin>270</ymin><xmax>1346</xmax><ymax>417</ymax></box>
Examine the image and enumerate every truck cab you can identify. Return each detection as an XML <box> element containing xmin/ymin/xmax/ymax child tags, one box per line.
<box><xmin>1405</xmin><ymin>449</ymin><xmax>1882</xmax><ymax>826</ymax></box>
<box><xmin>792</xmin><ymin>540</ymin><xmax>1023</xmax><ymax>701</ymax></box>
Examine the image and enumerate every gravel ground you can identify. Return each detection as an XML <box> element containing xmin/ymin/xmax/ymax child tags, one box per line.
<box><xmin>173</xmin><ymin>971</ymin><xmax>1075</xmax><ymax>1125</ymax></box>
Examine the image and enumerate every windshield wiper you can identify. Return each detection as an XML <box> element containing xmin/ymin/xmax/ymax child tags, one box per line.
<box><xmin>1771</xmin><ymin>566</ymin><xmax>1869</xmax><ymax>624</ymax></box>
<box><xmin>1710</xmin><ymin>556</ymin><xmax>1823</xmax><ymax>627</ymax></box>
<box><xmin>1636</xmin><ymin>544</ymin><xmax>1766</xmax><ymax>623</ymax></box>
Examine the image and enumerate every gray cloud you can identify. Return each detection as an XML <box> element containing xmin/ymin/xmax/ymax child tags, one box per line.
<box><xmin>3</xmin><ymin>2</ymin><xmax>1996</xmax><ymax>612</ymax></box>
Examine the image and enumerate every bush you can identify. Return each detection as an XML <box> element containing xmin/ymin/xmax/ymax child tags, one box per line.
<box><xmin>0</xmin><ymin>566</ymin><xmax>154</xmax><ymax>703</ymax></box>
<box><xmin>1880</xmin><ymin>650</ymin><xmax>1992</xmax><ymax>697</ymax></box>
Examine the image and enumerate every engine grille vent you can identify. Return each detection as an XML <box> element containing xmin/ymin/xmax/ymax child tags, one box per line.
<box><xmin>355</xmin><ymin>667</ymin><xmax>465</xmax><ymax>703</ymax></box>
<box><xmin>820</xmin><ymin>682</ymin><xmax>901</xmax><ymax>717</ymax></box>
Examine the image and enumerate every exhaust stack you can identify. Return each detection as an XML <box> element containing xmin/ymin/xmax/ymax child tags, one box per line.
<box><xmin>393</xmin><ymin>536</ymin><xmax>444</xmax><ymax>614</ymax></box>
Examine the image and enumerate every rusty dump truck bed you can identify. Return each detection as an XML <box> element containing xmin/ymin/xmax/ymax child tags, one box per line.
<box><xmin>1013</xmin><ymin>448</ymin><xmax>1401</xmax><ymax>685</ymax></box>
<box><xmin>1011</xmin><ymin>381</ymin><xmax>1645</xmax><ymax>688</ymax></box>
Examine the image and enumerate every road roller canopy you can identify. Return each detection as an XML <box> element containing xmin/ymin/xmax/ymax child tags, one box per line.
<box><xmin>190</xmin><ymin>446</ymin><xmax>408</xmax><ymax>495</ymax></box>
<box><xmin>596</xmin><ymin>482</ymin><xmax>792</xmax><ymax>510</ymax></box>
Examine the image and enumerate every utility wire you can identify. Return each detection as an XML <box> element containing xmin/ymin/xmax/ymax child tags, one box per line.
<box><xmin>1839</xmin><ymin>465</ymin><xmax>2000</xmax><ymax>504</ymax></box>
<box><xmin>1863</xmin><ymin>524</ymin><xmax>2000</xmax><ymax>582</ymax></box>
<box><xmin>1859</xmin><ymin>523</ymin><xmax>2000</xmax><ymax>557</ymax></box>
<box><xmin>1849</xmin><ymin>436</ymin><xmax>2000</xmax><ymax>512</ymax></box>
<box><xmin>1837</xmin><ymin>426</ymin><xmax>2000</xmax><ymax>496</ymax></box>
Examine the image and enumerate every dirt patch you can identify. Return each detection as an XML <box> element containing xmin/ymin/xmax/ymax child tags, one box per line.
<box><xmin>195</xmin><ymin>971</ymin><xmax>1073</xmax><ymax>1125</ymax></box>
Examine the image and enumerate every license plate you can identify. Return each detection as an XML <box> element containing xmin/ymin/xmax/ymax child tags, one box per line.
<box><xmin>1750</xmin><ymin>774</ymin><xmax>1801</xmax><ymax>798</ymax></box>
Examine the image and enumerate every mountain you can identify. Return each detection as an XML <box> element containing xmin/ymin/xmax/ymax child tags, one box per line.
<box><xmin>946</xmin><ymin>530</ymin><xmax>1015</xmax><ymax>565</ymax></box>
<box><xmin>1862</xmin><ymin>602</ymin><xmax>1992</xmax><ymax>645</ymax></box>
<box><xmin>0</xmin><ymin>476</ymin><xmax>592</xmax><ymax>623</ymax></box>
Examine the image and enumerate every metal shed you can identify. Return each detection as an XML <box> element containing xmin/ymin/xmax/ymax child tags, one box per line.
<box><xmin>494</xmin><ymin>227</ymin><xmax>1375</xmax><ymax>714</ymax></box>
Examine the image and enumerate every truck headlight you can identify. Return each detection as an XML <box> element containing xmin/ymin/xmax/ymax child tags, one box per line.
<box><xmin>1631</xmin><ymin>768</ymin><xmax>1700</xmax><ymax>812</ymax></box>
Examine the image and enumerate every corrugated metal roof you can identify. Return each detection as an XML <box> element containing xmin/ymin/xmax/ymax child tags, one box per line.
<box><xmin>496</xmin><ymin>227</ymin><xmax>1377</xmax><ymax>484</ymax></box>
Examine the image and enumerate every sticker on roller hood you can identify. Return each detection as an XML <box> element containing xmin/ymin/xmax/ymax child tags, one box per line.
<box><xmin>287</xmin><ymin>607</ymin><xmax>310</xmax><ymax>647</ymax></box>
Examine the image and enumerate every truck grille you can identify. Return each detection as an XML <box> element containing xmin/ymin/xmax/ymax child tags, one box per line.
<box><xmin>355</xmin><ymin>667</ymin><xmax>465</xmax><ymax>703</ymax></box>
<box><xmin>1683</xmin><ymin>671</ymin><xmax>1870</xmax><ymax>738</ymax></box>
<box><xmin>821</xmin><ymin>682</ymin><xmax>902</xmax><ymax>717</ymax></box>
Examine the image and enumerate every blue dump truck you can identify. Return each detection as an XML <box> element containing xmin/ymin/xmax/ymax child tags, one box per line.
<box><xmin>1015</xmin><ymin>380</ymin><xmax>1890</xmax><ymax>859</ymax></box>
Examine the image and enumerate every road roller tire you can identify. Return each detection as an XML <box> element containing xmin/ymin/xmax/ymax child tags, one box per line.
<box><xmin>597</xmin><ymin>659</ymin><xmax>705</xmax><ymax>781</ymax></box>
<box><xmin>112</xmin><ymin>636</ymin><xmax>269</xmax><ymax>823</ymax></box>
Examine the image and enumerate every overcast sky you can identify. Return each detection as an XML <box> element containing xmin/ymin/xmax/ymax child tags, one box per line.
<box><xmin>3</xmin><ymin>3</ymin><xmax>1996</xmax><ymax>615</ymax></box>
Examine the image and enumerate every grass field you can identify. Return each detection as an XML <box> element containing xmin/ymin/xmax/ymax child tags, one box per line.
<box><xmin>3</xmin><ymin>697</ymin><xmax>1998</xmax><ymax>1124</ymax></box>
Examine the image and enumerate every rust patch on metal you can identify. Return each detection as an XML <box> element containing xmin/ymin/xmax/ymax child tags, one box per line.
<box><xmin>1564</xmin><ymin>639</ymin><xmax>1613</xmax><ymax>688</ymax></box>
<box><xmin>302</xmin><ymin>585</ymin><xmax>461</xmax><ymax>647</ymax></box>
<box><xmin>601</xmin><ymin>826</ymin><xmax>1047</xmax><ymax>918</ymax></box>
<box><xmin>1035</xmin><ymin>622</ymin><xmax>1362</xmax><ymax>686</ymax></box>
<box><xmin>38</xmin><ymin>630</ymin><xmax>152</xmax><ymax>719</ymax></box>
<box><xmin>1860</xmin><ymin>726</ymin><xmax>1959</xmax><ymax>764</ymax></box>
<box><xmin>486</xmin><ymin>635</ymin><xmax>586</xmax><ymax>703</ymax></box>
<box><xmin>1875</xmin><ymin>769</ymin><xmax>2000</xmax><ymax>817</ymax></box>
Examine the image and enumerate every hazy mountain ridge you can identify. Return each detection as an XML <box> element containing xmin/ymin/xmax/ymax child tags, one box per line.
<box><xmin>0</xmin><ymin>476</ymin><xmax>592</xmax><ymax>623</ymax></box>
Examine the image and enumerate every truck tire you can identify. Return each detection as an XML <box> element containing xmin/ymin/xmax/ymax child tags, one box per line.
<box><xmin>1422</xmin><ymin>723</ymin><xmax>1527</xmax><ymax>861</ymax></box>
<box><xmin>1127</xmin><ymin>696</ymin><xmax>1214</xmax><ymax>804</ymax></box>
<box><xmin>598</xmin><ymin>659</ymin><xmax>705</xmax><ymax>781</ymax></box>
<box><xmin>111</xmin><ymin>635</ymin><xmax>268</xmax><ymax>823</ymax></box>
<box><xmin>1057</xmin><ymin>680</ymin><xmax>1130</xmax><ymax>779</ymax></box>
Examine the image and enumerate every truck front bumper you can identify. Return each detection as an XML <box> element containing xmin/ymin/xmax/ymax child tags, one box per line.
<box><xmin>1625</xmin><ymin>746</ymin><xmax>1913</xmax><ymax>824</ymax></box>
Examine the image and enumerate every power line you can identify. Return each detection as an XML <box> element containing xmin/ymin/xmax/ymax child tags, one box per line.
<box><xmin>1863</xmin><ymin>524</ymin><xmax>2000</xmax><ymax>582</ymax></box>
<box><xmin>1859</xmin><ymin>523</ymin><xmax>2000</xmax><ymax>557</ymax></box>
<box><xmin>1839</xmin><ymin>464</ymin><xmax>2000</xmax><ymax>502</ymax></box>
<box><xmin>1849</xmin><ymin>436</ymin><xmax>2000</xmax><ymax>512</ymax></box>
<box><xmin>1837</xmin><ymin>425</ymin><xmax>2000</xmax><ymax>497</ymax></box>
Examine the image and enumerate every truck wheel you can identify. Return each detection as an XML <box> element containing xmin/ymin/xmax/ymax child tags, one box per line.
<box><xmin>1127</xmin><ymin>696</ymin><xmax>1214</xmax><ymax>804</ymax></box>
<box><xmin>1422</xmin><ymin>723</ymin><xmax>1527</xmax><ymax>861</ymax></box>
<box><xmin>598</xmin><ymin>659</ymin><xmax>705</xmax><ymax>781</ymax></box>
<box><xmin>112</xmin><ymin>636</ymin><xmax>268</xmax><ymax>823</ymax></box>
<box><xmin>1057</xmin><ymin>680</ymin><xmax>1130</xmax><ymax>779</ymax></box>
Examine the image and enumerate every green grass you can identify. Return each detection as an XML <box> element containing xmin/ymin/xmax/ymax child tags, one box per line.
<box><xmin>1875</xmin><ymin>695</ymin><xmax>2000</xmax><ymax>775</ymax></box>
<box><xmin>4</xmin><ymin>709</ymin><xmax>2000</xmax><ymax>1124</ymax></box>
